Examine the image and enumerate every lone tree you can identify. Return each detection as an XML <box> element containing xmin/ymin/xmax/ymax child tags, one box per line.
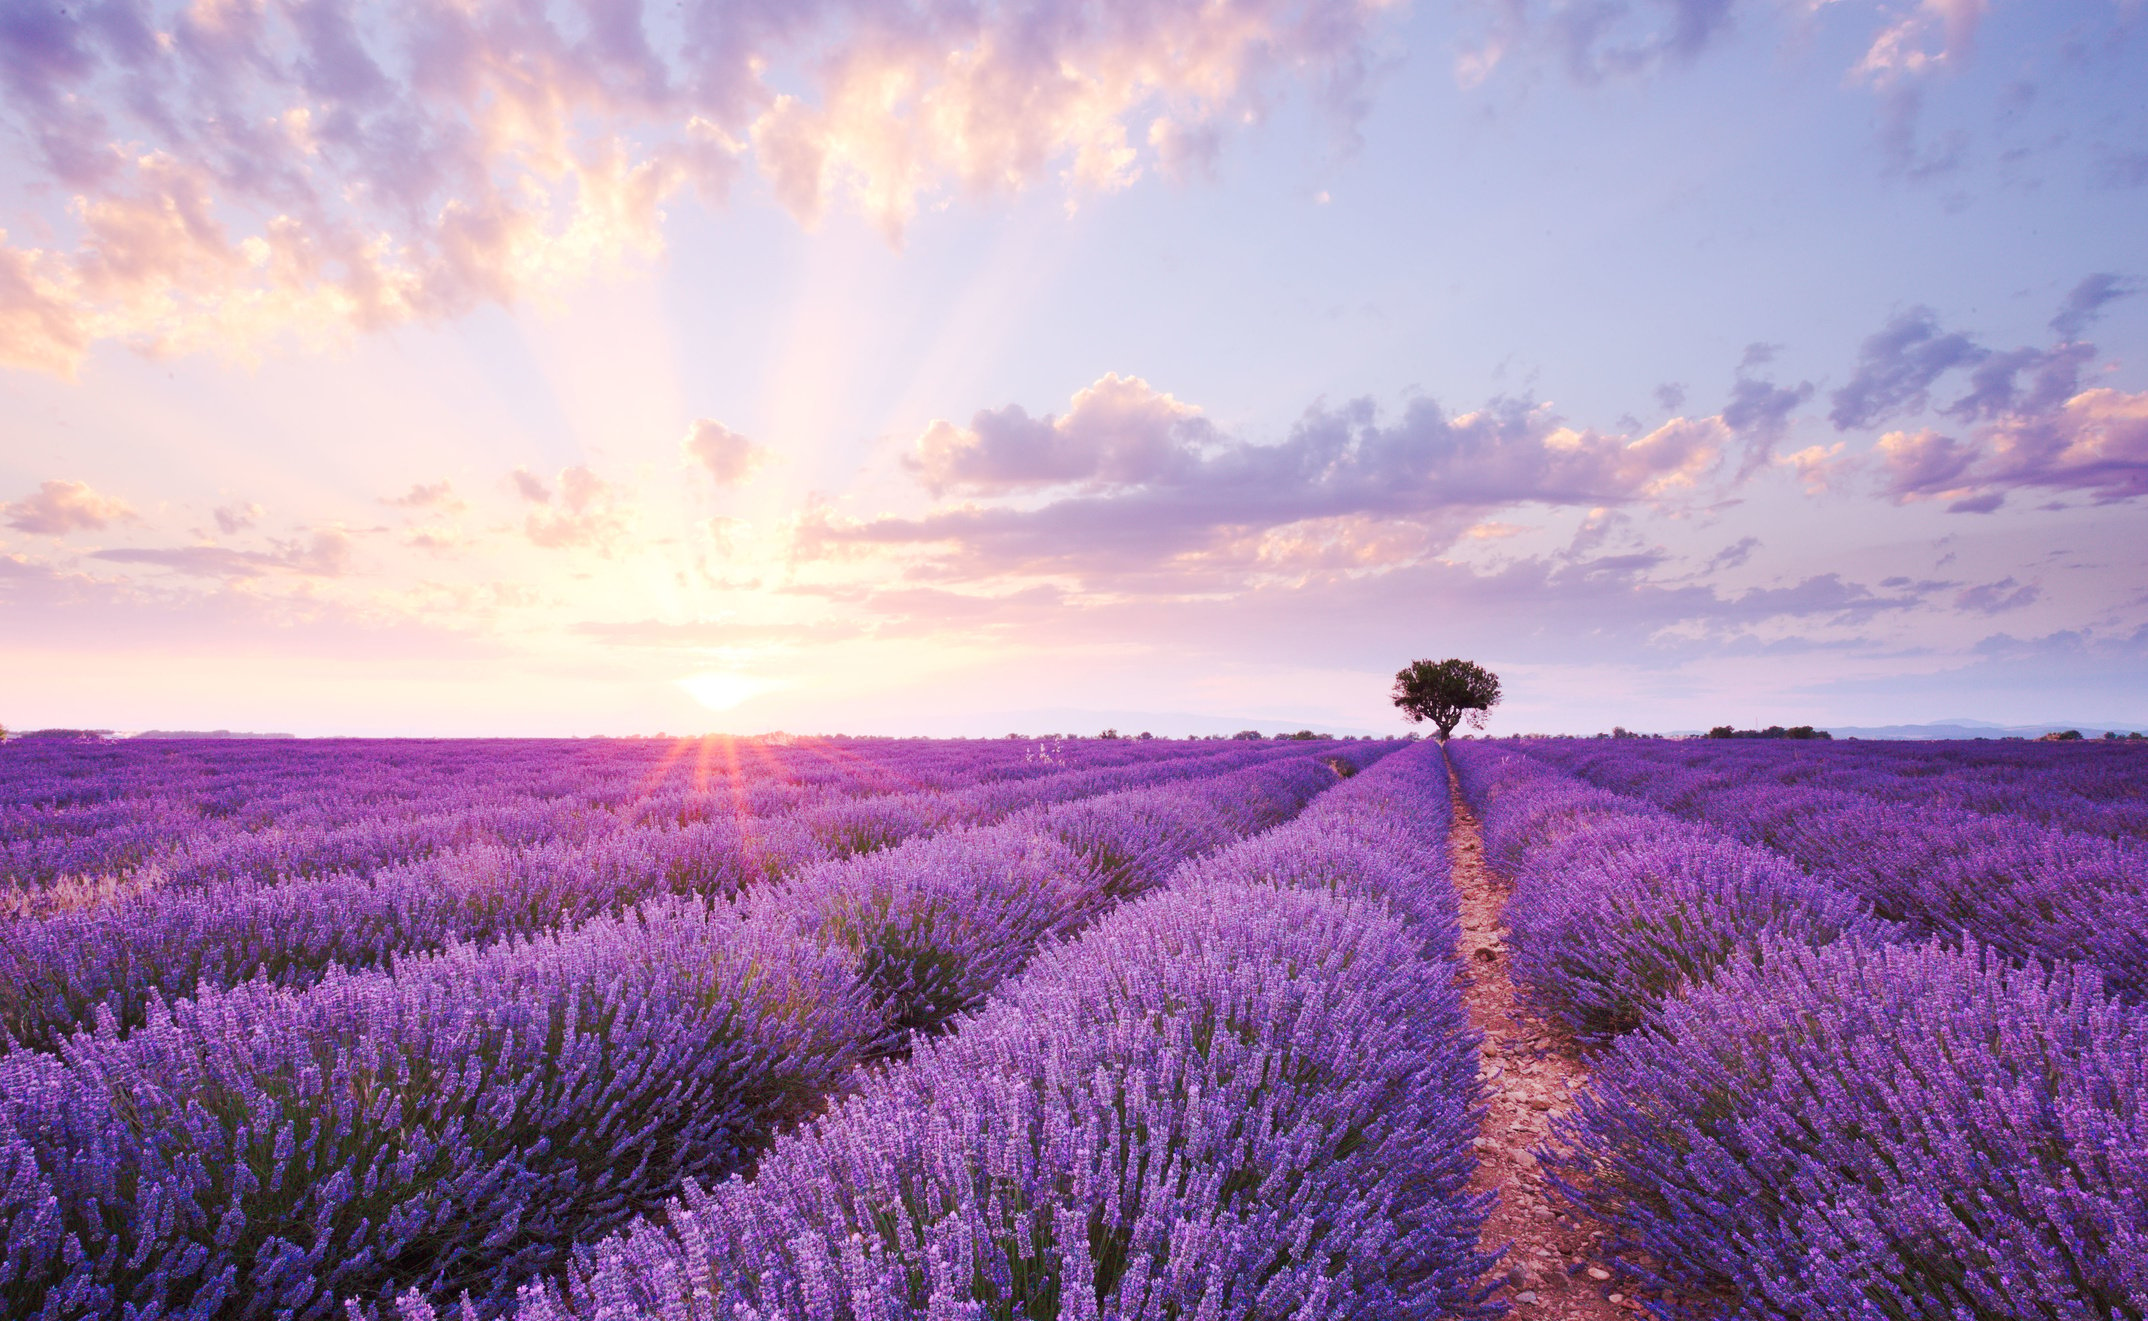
<box><xmin>1392</xmin><ymin>658</ymin><xmax>1502</xmax><ymax>742</ymax></box>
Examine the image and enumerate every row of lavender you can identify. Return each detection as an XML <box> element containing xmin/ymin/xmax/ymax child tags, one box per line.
<box><xmin>1596</xmin><ymin>737</ymin><xmax>2147</xmax><ymax>837</ymax></box>
<box><xmin>0</xmin><ymin>740</ymin><xmax>1351</xmax><ymax>1052</ymax></box>
<box><xmin>1</xmin><ymin>738</ymin><xmax>1219</xmax><ymax>894</ymax></box>
<box><xmin>0</xmin><ymin>743</ymin><xmax>1403</xmax><ymax>1319</ymax></box>
<box><xmin>1515</xmin><ymin>738</ymin><xmax>2148</xmax><ymax>998</ymax></box>
<box><xmin>1528</xmin><ymin>736</ymin><xmax>2148</xmax><ymax>840</ymax></box>
<box><xmin>1451</xmin><ymin>742</ymin><xmax>2145</xmax><ymax>1318</ymax></box>
<box><xmin>413</xmin><ymin>740</ymin><xmax>1494</xmax><ymax>1321</ymax></box>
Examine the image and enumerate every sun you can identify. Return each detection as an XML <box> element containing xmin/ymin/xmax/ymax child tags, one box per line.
<box><xmin>677</xmin><ymin>671</ymin><xmax>784</xmax><ymax>712</ymax></box>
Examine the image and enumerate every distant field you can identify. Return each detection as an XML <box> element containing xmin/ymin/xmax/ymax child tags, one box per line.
<box><xmin>0</xmin><ymin>735</ymin><xmax>2139</xmax><ymax>1318</ymax></box>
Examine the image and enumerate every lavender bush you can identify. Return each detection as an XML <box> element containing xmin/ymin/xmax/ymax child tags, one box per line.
<box><xmin>1514</xmin><ymin>741</ymin><xmax>2148</xmax><ymax>998</ymax></box>
<box><xmin>0</xmin><ymin>902</ymin><xmax>877</xmax><ymax>1320</ymax></box>
<box><xmin>486</xmin><ymin>878</ymin><xmax>1493</xmax><ymax>1321</ymax></box>
<box><xmin>0</xmin><ymin>742</ymin><xmax>1364</xmax><ymax>1051</ymax></box>
<box><xmin>1449</xmin><ymin>742</ymin><xmax>1885</xmax><ymax>1041</ymax></box>
<box><xmin>1547</xmin><ymin>937</ymin><xmax>2148</xmax><ymax>1319</ymax></box>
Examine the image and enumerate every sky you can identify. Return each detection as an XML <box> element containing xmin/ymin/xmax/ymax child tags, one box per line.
<box><xmin>1</xmin><ymin>0</ymin><xmax>2145</xmax><ymax>738</ymax></box>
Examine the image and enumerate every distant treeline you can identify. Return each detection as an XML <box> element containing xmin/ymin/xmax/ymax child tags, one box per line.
<box><xmin>1707</xmin><ymin>725</ymin><xmax>1832</xmax><ymax>740</ymax></box>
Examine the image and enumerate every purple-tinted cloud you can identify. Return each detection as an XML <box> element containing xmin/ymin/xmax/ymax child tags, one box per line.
<box><xmin>91</xmin><ymin>529</ymin><xmax>353</xmax><ymax>580</ymax></box>
<box><xmin>1829</xmin><ymin>306</ymin><xmax>1987</xmax><ymax>431</ymax></box>
<box><xmin>904</xmin><ymin>373</ymin><xmax>1217</xmax><ymax>497</ymax></box>
<box><xmin>1955</xmin><ymin>576</ymin><xmax>2039</xmax><ymax>614</ymax></box>
<box><xmin>1941</xmin><ymin>343</ymin><xmax>2094</xmax><ymax>424</ymax></box>
<box><xmin>3</xmin><ymin>479</ymin><xmax>133</xmax><ymax>535</ymax></box>
<box><xmin>1876</xmin><ymin>427</ymin><xmax>1977</xmax><ymax>502</ymax></box>
<box><xmin>824</xmin><ymin>374</ymin><xmax>1732</xmax><ymax>586</ymax></box>
<box><xmin>1844</xmin><ymin>284</ymin><xmax>2148</xmax><ymax>510</ymax></box>
<box><xmin>2049</xmin><ymin>272</ymin><xmax>2133</xmax><ymax>340</ymax></box>
<box><xmin>1722</xmin><ymin>369</ymin><xmax>1813</xmax><ymax>476</ymax></box>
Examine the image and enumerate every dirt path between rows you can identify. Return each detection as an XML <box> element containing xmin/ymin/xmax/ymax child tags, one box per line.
<box><xmin>1448</xmin><ymin>773</ymin><xmax>1642</xmax><ymax>1318</ymax></box>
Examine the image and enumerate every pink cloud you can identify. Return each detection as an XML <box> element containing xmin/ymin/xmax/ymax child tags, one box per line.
<box><xmin>383</xmin><ymin>482</ymin><xmax>461</xmax><ymax>510</ymax></box>
<box><xmin>3</xmin><ymin>479</ymin><xmax>134</xmax><ymax>535</ymax></box>
<box><xmin>523</xmin><ymin>465</ymin><xmax>631</xmax><ymax>552</ymax></box>
<box><xmin>682</xmin><ymin>420</ymin><xmax>769</xmax><ymax>487</ymax></box>
<box><xmin>821</xmin><ymin>374</ymin><xmax>1734</xmax><ymax>589</ymax></box>
<box><xmin>213</xmin><ymin>502</ymin><xmax>264</xmax><ymax>533</ymax></box>
<box><xmin>0</xmin><ymin>0</ymin><xmax>1391</xmax><ymax>371</ymax></box>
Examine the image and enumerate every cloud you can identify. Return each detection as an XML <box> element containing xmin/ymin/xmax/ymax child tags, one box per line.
<box><xmin>213</xmin><ymin>502</ymin><xmax>264</xmax><ymax>534</ymax></box>
<box><xmin>1782</xmin><ymin>442</ymin><xmax>1851</xmax><ymax>495</ymax></box>
<box><xmin>0</xmin><ymin>0</ymin><xmax>1394</xmax><ymax>371</ymax></box>
<box><xmin>904</xmin><ymin>372</ymin><xmax>1217</xmax><ymax>496</ymax></box>
<box><xmin>91</xmin><ymin>529</ymin><xmax>354</xmax><ymax>579</ymax></box>
<box><xmin>1975</xmin><ymin>387</ymin><xmax>2148</xmax><ymax>502</ymax></box>
<box><xmin>1854</xmin><ymin>0</ymin><xmax>1988</xmax><ymax>85</ymax></box>
<box><xmin>682</xmin><ymin>420</ymin><xmax>770</xmax><ymax>487</ymax></box>
<box><xmin>1875</xmin><ymin>427</ymin><xmax>1980</xmax><ymax>504</ymax></box>
<box><xmin>1940</xmin><ymin>343</ymin><xmax>2095</xmax><ymax>424</ymax></box>
<box><xmin>1721</xmin><ymin>369</ymin><xmax>1813</xmax><ymax>476</ymax></box>
<box><xmin>1829</xmin><ymin>306</ymin><xmax>1986</xmax><ymax>431</ymax></box>
<box><xmin>510</xmin><ymin>468</ymin><xmax>553</xmax><ymax>503</ymax></box>
<box><xmin>2050</xmin><ymin>273</ymin><xmax>2134</xmax><ymax>340</ymax></box>
<box><xmin>523</xmin><ymin>465</ymin><xmax>631</xmax><ymax>551</ymax></box>
<box><xmin>383</xmin><ymin>482</ymin><xmax>461</xmax><ymax>510</ymax></box>
<box><xmin>1954</xmin><ymin>576</ymin><xmax>2039</xmax><ymax>615</ymax></box>
<box><xmin>830</xmin><ymin>374</ymin><xmax>1734</xmax><ymax>588</ymax></box>
<box><xmin>1839</xmin><ymin>286</ymin><xmax>2148</xmax><ymax>510</ymax></box>
<box><xmin>3</xmin><ymin>479</ymin><xmax>133</xmax><ymax>535</ymax></box>
<box><xmin>1456</xmin><ymin>0</ymin><xmax>1741</xmax><ymax>87</ymax></box>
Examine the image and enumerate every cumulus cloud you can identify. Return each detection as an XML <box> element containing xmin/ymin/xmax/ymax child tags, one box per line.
<box><xmin>1975</xmin><ymin>387</ymin><xmax>2148</xmax><ymax>502</ymax></box>
<box><xmin>828</xmin><ymin>374</ymin><xmax>1734</xmax><ymax>587</ymax></box>
<box><xmin>0</xmin><ymin>0</ymin><xmax>1393</xmax><ymax>372</ymax></box>
<box><xmin>522</xmin><ymin>465</ymin><xmax>632</xmax><ymax>551</ymax></box>
<box><xmin>3</xmin><ymin>480</ymin><xmax>133</xmax><ymax>535</ymax></box>
<box><xmin>682</xmin><ymin>420</ymin><xmax>770</xmax><ymax>487</ymax></box>
<box><xmin>905</xmin><ymin>373</ymin><xmax>1217</xmax><ymax>496</ymax></box>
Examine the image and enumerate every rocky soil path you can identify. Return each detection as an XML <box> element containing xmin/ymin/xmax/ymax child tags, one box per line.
<box><xmin>1449</xmin><ymin>774</ymin><xmax>1651</xmax><ymax>1318</ymax></box>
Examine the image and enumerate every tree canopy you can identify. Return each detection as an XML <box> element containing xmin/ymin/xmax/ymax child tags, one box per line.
<box><xmin>1391</xmin><ymin>659</ymin><xmax>1502</xmax><ymax>742</ymax></box>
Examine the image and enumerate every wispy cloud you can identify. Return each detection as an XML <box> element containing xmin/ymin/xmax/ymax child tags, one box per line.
<box><xmin>91</xmin><ymin>529</ymin><xmax>354</xmax><ymax>580</ymax></box>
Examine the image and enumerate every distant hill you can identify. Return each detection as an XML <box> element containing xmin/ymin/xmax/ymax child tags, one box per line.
<box><xmin>1821</xmin><ymin>719</ymin><xmax>2146</xmax><ymax>740</ymax></box>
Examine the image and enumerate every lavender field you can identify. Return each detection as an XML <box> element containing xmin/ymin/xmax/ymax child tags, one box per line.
<box><xmin>0</xmin><ymin>734</ymin><xmax>2141</xmax><ymax>1319</ymax></box>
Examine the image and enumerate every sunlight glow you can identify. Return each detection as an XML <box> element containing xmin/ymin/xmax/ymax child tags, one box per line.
<box><xmin>677</xmin><ymin>670</ymin><xmax>787</xmax><ymax>712</ymax></box>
